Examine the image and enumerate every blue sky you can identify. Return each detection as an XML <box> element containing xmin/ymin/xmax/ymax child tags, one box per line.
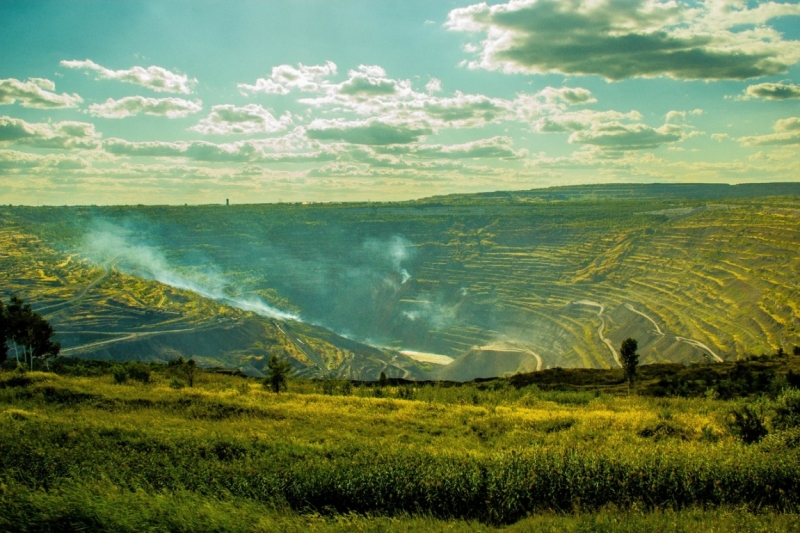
<box><xmin>2</xmin><ymin>0</ymin><xmax>800</xmax><ymax>204</ymax></box>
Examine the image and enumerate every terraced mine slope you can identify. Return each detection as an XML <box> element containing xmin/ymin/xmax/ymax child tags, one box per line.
<box><xmin>0</xmin><ymin>223</ymin><xmax>425</xmax><ymax>380</ymax></box>
<box><xmin>2</xmin><ymin>183</ymin><xmax>800</xmax><ymax>379</ymax></box>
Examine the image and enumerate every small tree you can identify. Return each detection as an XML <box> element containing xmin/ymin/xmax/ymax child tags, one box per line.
<box><xmin>620</xmin><ymin>337</ymin><xmax>639</xmax><ymax>393</ymax></box>
<box><xmin>6</xmin><ymin>296</ymin><xmax>59</xmax><ymax>370</ymax></box>
<box><xmin>184</xmin><ymin>358</ymin><xmax>198</xmax><ymax>387</ymax></box>
<box><xmin>265</xmin><ymin>355</ymin><xmax>292</xmax><ymax>393</ymax></box>
<box><xmin>379</xmin><ymin>371</ymin><xmax>388</xmax><ymax>387</ymax></box>
<box><xmin>0</xmin><ymin>300</ymin><xmax>7</xmax><ymax>365</ymax></box>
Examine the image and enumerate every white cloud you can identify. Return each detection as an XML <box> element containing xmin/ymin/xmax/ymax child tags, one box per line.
<box><xmin>238</xmin><ymin>61</ymin><xmax>337</xmax><ymax>95</ymax></box>
<box><xmin>0</xmin><ymin>149</ymin><xmax>89</xmax><ymax>171</ymax></box>
<box><xmin>536</xmin><ymin>86</ymin><xmax>596</xmax><ymax>105</ymax></box>
<box><xmin>426</xmin><ymin>78</ymin><xmax>443</xmax><ymax>94</ymax></box>
<box><xmin>740</xmin><ymin>82</ymin><xmax>800</xmax><ymax>100</ymax></box>
<box><xmin>529</xmin><ymin>109</ymin><xmax>642</xmax><ymax>133</ymax></box>
<box><xmin>0</xmin><ymin>116</ymin><xmax>100</xmax><ymax>149</ymax></box>
<box><xmin>446</xmin><ymin>0</ymin><xmax>800</xmax><ymax>80</ymax></box>
<box><xmin>61</xmin><ymin>59</ymin><xmax>196</xmax><ymax>94</ymax></box>
<box><xmin>0</xmin><ymin>77</ymin><xmax>83</xmax><ymax>109</ymax></box>
<box><xmin>190</xmin><ymin>104</ymin><xmax>293</xmax><ymax>135</ymax></box>
<box><xmin>775</xmin><ymin>117</ymin><xmax>800</xmax><ymax>132</ymax></box>
<box><xmin>379</xmin><ymin>136</ymin><xmax>527</xmax><ymax>159</ymax></box>
<box><xmin>103</xmin><ymin>134</ymin><xmax>338</xmax><ymax>164</ymax></box>
<box><xmin>103</xmin><ymin>138</ymin><xmax>257</xmax><ymax>162</ymax></box>
<box><xmin>740</xmin><ymin>116</ymin><xmax>800</xmax><ymax>146</ymax></box>
<box><xmin>306</xmin><ymin>119</ymin><xmax>432</xmax><ymax>145</ymax></box>
<box><xmin>88</xmin><ymin>96</ymin><xmax>203</xmax><ymax>119</ymax></box>
<box><xmin>570</xmin><ymin>122</ymin><xmax>688</xmax><ymax>151</ymax></box>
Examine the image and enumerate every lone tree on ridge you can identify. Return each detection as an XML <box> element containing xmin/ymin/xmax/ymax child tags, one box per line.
<box><xmin>620</xmin><ymin>337</ymin><xmax>639</xmax><ymax>393</ymax></box>
<box><xmin>0</xmin><ymin>299</ymin><xmax>7</xmax><ymax>365</ymax></box>
<box><xmin>5</xmin><ymin>296</ymin><xmax>60</xmax><ymax>370</ymax></box>
<box><xmin>265</xmin><ymin>355</ymin><xmax>292</xmax><ymax>393</ymax></box>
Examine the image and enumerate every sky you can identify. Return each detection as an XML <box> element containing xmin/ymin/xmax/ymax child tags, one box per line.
<box><xmin>1</xmin><ymin>0</ymin><xmax>800</xmax><ymax>205</ymax></box>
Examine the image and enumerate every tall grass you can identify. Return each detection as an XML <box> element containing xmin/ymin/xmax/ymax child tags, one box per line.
<box><xmin>1</xmin><ymin>370</ymin><xmax>799</xmax><ymax>527</ymax></box>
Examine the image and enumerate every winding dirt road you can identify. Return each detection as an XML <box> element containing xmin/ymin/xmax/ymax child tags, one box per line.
<box><xmin>59</xmin><ymin>325</ymin><xmax>211</xmax><ymax>354</ymax></box>
<box><xmin>675</xmin><ymin>336</ymin><xmax>724</xmax><ymax>362</ymax></box>
<box><xmin>37</xmin><ymin>264</ymin><xmax>112</xmax><ymax>315</ymax></box>
<box><xmin>624</xmin><ymin>304</ymin><xmax>665</xmax><ymax>336</ymax></box>
<box><xmin>573</xmin><ymin>300</ymin><xmax>620</xmax><ymax>367</ymax></box>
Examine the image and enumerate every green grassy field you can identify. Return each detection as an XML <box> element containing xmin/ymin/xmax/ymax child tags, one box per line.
<box><xmin>1</xmin><ymin>363</ymin><xmax>799</xmax><ymax>531</ymax></box>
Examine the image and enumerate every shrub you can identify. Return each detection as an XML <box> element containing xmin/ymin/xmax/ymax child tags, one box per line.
<box><xmin>321</xmin><ymin>376</ymin><xmax>336</xmax><ymax>395</ymax></box>
<box><xmin>773</xmin><ymin>388</ymin><xmax>800</xmax><ymax>431</ymax></box>
<box><xmin>728</xmin><ymin>403</ymin><xmax>768</xmax><ymax>444</ymax></box>
<box><xmin>125</xmin><ymin>362</ymin><xmax>151</xmax><ymax>384</ymax></box>
<box><xmin>397</xmin><ymin>386</ymin><xmax>415</xmax><ymax>400</ymax></box>
<box><xmin>112</xmin><ymin>366</ymin><xmax>127</xmax><ymax>384</ymax></box>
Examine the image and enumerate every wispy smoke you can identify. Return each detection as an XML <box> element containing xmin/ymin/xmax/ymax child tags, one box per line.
<box><xmin>82</xmin><ymin>220</ymin><xmax>298</xmax><ymax>321</ymax></box>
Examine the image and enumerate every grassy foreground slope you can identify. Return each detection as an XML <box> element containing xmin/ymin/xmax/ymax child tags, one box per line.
<box><xmin>2</xmin><ymin>183</ymin><xmax>800</xmax><ymax>378</ymax></box>
<box><xmin>1</xmin><ymin>366</ymin><xmax>800</xmax><ymax>531</ymax></box>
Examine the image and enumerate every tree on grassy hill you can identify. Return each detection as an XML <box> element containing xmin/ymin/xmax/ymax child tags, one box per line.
<box><xmin>5</xmin><ymin>296</ymin><xmax>60</xmax><ymax>370</ymax></box>
<box><xmin>264</xmin><ymin>355</ymin><xmax>292</xmax><ymax>393</ymax></box>
<box><xmin>0</xmin><ymin>300</ymin><xmax>7</xmax><ymax>364</ymax></box>
<box><xmin>184</xmin><ymin>359</ymin><xmax>198</xmax><ymax>387</ymax></box>
<box><xmin>620</xmin><ymin>338</ymin><xmax>639</xmax><ymax>393</ymax></box>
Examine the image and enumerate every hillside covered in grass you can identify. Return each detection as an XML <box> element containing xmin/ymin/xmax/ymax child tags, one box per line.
<box><xmin>1</xmin><ymin>362</ymin><xmax>800</xmax><ymax>531</ymax></box>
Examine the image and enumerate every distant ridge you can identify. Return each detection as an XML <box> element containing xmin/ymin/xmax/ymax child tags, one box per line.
<box><xmin>415</xmin><ymin>182</ymin><xmax>800</xmax><ymax>205</ymax></box>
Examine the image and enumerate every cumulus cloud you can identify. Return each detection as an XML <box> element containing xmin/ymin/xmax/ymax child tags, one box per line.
<box><xmin>245</xmin><ymin>62</ymin><xmax>602</xmax><ymax>136</ymax></box>
<box><xmin>61</xmin><ymin>59</ymin><xmax>196</xmax><ymax>94</ymax></box>
<box><xmin>103</xmin><ymin>138</ymin><xmax>258</xmax><ymax>162</ymax></box>
<box><xmin>103</xmin><ymin>135</ymin><xmax>337</xmax><ymax>164</ymax></box>
<box><xmin>537</xmin><ymin>86</ymin><xmax>596</xmax><ymax>105</ymax></box>
<box><xmin>741</xmin><ymin>82</ymin><xmax>800</xmax><ymax>100</ymax></box>
<box><xmin>0</xmin><ymin>116</ymin><xmax>100</xmax><ymax>149</ymax></box>
<box><xmin>306</xmin><ymin>119</ymin><xmax>432</xmax><ymax>145</ymax></box>
<box><xmin>446</xmin><ymin>0</ymin><xmax>800</xmax><ymax>80</ymax></box>
<box><xmin>529</xmin><ymin>109</ymin><xmax>642</xmax><ymax>133</ymax></box>
<box><xmin>238</xmin><ymin>61</ymin><xmax>337</xmax><ymax>95</ymax></box>
<box><xmin>0</xmin><ymin>77</ymin><xmax>83</xmax><ymax>109</ymax></box>
<box><xmin>426</xmin><ymin>78</ymin><xmax>443</xmax><ymax>94</ymax></box>
<box><xmin>0</xmin><ymin>149</ymin><xmax>89</xmax><ymax>171</ymax></box>
<box><xmin>337</xmin><ymin>65</ymin><xmax>399</xmax><ymax>96</ymax></box>
<box><xmin>569</xmin><ymin>122</ymin><xmax>688</xmax><ymax>151</ymax></box>
<box><xmin>380</xmin><ymin>136</ymin><xmax>526</xmax><ymax>159</ymax></box>
<box><xmin>88</xmin><ymin>96</ymin><xmax>202</xmax><ymax>118</ymax></box>
<box><xmin>740</xmin><ymin>116</ymin><xmax>800</xmax><ymax>146</ymax></box>
<box><xmin>190</xmin><ymin>104</ymin><xmax>293</xmax><ymax>135</ymax></box>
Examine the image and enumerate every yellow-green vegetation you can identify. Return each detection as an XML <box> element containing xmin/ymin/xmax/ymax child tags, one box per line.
<box><xmin>1</xmin><ymin>367</ymin><xmax>799</xmax><ymax>531</ymax></box>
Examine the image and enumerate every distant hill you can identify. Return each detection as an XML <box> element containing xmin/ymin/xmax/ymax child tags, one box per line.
<box><xmin>2</xmin><ymin>182</ymin><xmax>799</xmax><ymax>379</ymax></box>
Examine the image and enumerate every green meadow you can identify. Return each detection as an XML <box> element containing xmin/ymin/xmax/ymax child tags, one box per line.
<box><xmin>1</xmin><ymin>361</ymin><xmax>799</xmax><ymax>531</ymax></box>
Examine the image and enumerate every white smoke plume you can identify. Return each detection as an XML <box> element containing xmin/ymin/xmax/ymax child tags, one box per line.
<box><xmin>81</xmin><ymin>220</ymin><xmax>298</xmax><ymax>321</ymax></box>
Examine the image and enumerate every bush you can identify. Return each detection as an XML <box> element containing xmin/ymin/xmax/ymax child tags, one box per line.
<box><xmin>321</xmin><ymin>376</ymin><xmax>335</xmax><ymax>395</ymax></box>
<box><xmin>773</xmin><ymin>388</ymin><xmax>800</xmax><ymax>431</ymax></box>
<box><xmin>397</xmin><ymin>386</ymin><xmax>415</xmax><ymax>400</ymax></box>
<box><xmin>112</xmin><ymin>366</ymin><xmax>127</xmax><ymax>384</ymax></box>
<box><xmin>125</xmin><ymin>362</ymin><xmax>151</xmax><ymax>384</ymax></box>
<box><xmin>728</xmin><ymin>403</ymin><xmax>768</xmax><ymax>444</ymax></box>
